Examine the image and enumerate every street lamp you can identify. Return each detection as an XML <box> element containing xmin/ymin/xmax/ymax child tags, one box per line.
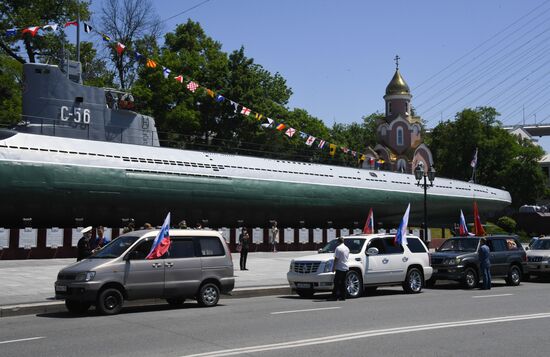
<box><xmin>414</xmin><ymin>164</ymin><xmax>436</xmax><ymax>247</ymax></box>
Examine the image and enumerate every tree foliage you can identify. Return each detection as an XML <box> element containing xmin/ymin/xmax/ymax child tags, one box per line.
<box><xmin>426</xmin><ymin>107</ymin><xmax>546</xmax><ymax>207</ymax></box>
<box><xmin>0</xmin><ymin>54</ymin><xmax>22</xmax><ymax>124</ymax></box>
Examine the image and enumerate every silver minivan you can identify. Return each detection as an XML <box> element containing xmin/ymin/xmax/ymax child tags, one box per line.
<box><xmin>55</xmin><ymin>229</ymin><xmax>234</xmax><ymax>315</ymax></box>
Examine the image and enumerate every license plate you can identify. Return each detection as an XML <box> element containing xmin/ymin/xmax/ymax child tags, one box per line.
<box><xmin>296</xmin><ymin>283</ymin><xmax>312</xmax><ymax>289</ymax></box>
<box><xmin>55</xmin><ymin>285</ymin><xmax>67</xmax><ymax>292</ymax></box>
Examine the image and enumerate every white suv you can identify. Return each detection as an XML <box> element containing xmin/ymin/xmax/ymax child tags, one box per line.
<box><xmin>287</xmin><ymin>234</ymin><xmax>432</xmax><ymax>298</ymax></box>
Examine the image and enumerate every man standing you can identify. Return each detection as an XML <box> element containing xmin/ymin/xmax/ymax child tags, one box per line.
<box><xmin>331</xmin><ymin>237</ymin><xmax>350</xmax><ymax>301</ymax></box>
<box><xmin>239</xmin><ymin>228</ymin><xmax>250</xmax><ymax>270</ymax></box>
<box><xmin>479</xmin><ymin>238</ymin><xmax>491</xmax><ymax>290</ymax></box>
<box><xmin>77</xmin><ymin>226</ymin><xmax>93</xmax><ymax>261</ymax></box>
<box><xmin>269</xmin><ymin>221</ymin><xmax>279</xmax><ymax>253</ymax></box>
<box><xmin>92</xmin><ymin>226</ymin><xmax>110</xmax><ymax>251</ymax></box>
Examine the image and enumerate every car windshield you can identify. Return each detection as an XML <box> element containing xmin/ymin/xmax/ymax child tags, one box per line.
<box><xmin>91</xmin><ymin>235</ymin><xmax>141</xmax><ymax>258</ymax></box>
<box><xmin>531</xmin><ymin>239</ymin><xmax>550</xmax><ymax>250</ymax></box>
<box><xmin>438</xmin><ymin>238</ymin><xmax>479</xmax><ymax>252</ymax></box>
<box><xmin>319</xmin><ymin>238</ymin><xmax>365</xmax><ymax>254</ymax></box>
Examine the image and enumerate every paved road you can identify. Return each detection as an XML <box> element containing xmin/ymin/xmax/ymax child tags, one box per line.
<box><xmin>0</xmin><ymin>251</ymin><xmax>315</xmax><ymax>306</ymax></box>
<box><xmin>2</xmin><ymin>279</ymin><xmax>550</xmax><ymax>357</ymax></box>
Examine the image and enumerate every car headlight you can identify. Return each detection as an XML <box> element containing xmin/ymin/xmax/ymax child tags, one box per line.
<box><xmin>289</xmin><ymin>261</ymin><xmax>294</xmax><ymax>272</ymax></box>
<box><xmin>444</xmin><ymin>258</ymin><xmax>461</xmax><ymax>265</ymax></box>
<box><xmin>323</xmin><ymin>260</ymin><xmax>334</xmax><ymax>273</ymax></box>
<box><xmin>75</xmin><ymin>271</ymin><xmax>96</xmax><ymax>282</ymax></box>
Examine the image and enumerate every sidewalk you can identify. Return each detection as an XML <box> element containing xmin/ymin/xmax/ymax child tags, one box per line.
<box><xmin>0</xmin><ymin>251</ymin><xmax>316</xmax><ymax>316</ymax></box>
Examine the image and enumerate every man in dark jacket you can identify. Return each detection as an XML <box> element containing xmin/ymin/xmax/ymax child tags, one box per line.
<box><xmin>478</xmin><ymin>238</ymin><xmax>491</xmax><ymax>290</ymax></box>
<box><xmin>77</xmin><ymin>226</ymin><xmax>93</xmax><ymax>261</ymax></box>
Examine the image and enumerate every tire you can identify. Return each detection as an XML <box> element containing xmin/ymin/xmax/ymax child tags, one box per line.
<box><xmin>65</xmin><ymin>300</ymin><xmax>91</xmax><ymax>314</ymax></box>
<box><xmin>403</xmin><ymin>267</ymin><xmax>424</xmax><ymax>294</ymax></box>
<box><xmin>296</xmin><ymin>289</ymin><xmax>314</xmax><ymax>298</ymax></box>
<box><xmin>197</xmin><ymin>283</ymin><xmax>220</xmax><ymax>307</ymax></box>
<box><xmin>96</xmin><ymin>288</ymin><xmax>124</xmax><ymax>315</ymax></box>
<box><xmin>345</xmin><ymin>270</ymin><xmax>363</xmax><ymax>298</ymax></box>
<box><xmin>166</xmin><ymin>298</ymin><xmax>185</xmax><ymax>306</ymax></box>
<box><xmin>505</xmin><ymin>265</ymin><xmax>522</xmax><ymax>286</ymax></box>
<box><xmin>463</xmin><ymin>267</ymin><xmax>478</xmax><ymax>289</ymax></box>
<box><xmin>364</xmin><ymin>286</ymin><xmax>378</xmax><ymax>295</ymax></box>
<box><xmin>426</xmin><ymin>278</ymin><xmax>437</xmax><ymax>288</ymax></box>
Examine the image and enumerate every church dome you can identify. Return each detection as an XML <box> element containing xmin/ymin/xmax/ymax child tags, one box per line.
<box><xmin>385</xmin><ymin>70</ymin><xmax>410</xmax><ymax>95</ymax></box>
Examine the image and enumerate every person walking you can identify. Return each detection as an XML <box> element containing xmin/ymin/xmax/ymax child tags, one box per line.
<box><xmin>239</xmin><ymin>228</ymin><xmax>250</xmax><ymax>270</ymax></box>
<box><xmin>479</xmin><ymin>238</ymin><xmax>491</xmax><ymax>290</ymax></box>
<box><xmin>77</xmin><ymin>226</ymin><xmax>93</xmax><ymax>261</ymax></box>
<box><xmin>269</xmin><ymin>221</ymin><xmax>279</xmax><ymax>252</ymax></box>
<box><xmin>330</xmin><ymin>236</ymin><xmax>350</xmax><ymax>301</ymax></box>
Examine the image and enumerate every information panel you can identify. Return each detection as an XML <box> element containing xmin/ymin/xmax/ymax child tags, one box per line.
<box><xmin>299</xmin><ymin>228</ymin><xmax>309</xmax><ymax>244</ymax></box>
<box><xmin>252</xmin><ymin>228</ymin><xmax>263</xmax><ymax>244</ymax></box>
<box><xmin>46</xmin><ymin>227</ymin><xmax>64</xmax><ymax>248</ymax></box>
<box><xmin>313</xmin><ymin>228</ymin><xmax>323</xmax><ymax>243</ymax></box>
<box><xmin>72</xmin><ymin>227</ymin><xmax>84</xmax><ymax>247</ymax></box>
<box><xmin>340</xmin><ymin>228</ymin><xmax>349</xmax><ymax>236</ymax></box>
<box><xmin>0</xmin><ymin>228</ymin><xmax>9</xmax><ymax>249</ymax></box>
<box><xmin>327</xmin><ymin>228</ymin><xmax>336</xmax><ymax>241</ymax></box>
<box><xmin>284</xmin><ymin>228</ymin><xmax>294</xmax><ymax>243</ymax></box>
<box><xmin>19</xmin><ymin>228</ymin><xmax>37</xmax><ymax>249</ymax></box>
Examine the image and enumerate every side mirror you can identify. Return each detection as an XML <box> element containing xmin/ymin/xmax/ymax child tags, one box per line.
<box><xmin>367</xmin><ymin>247</ymin><xmax>379</xmax><ymax>255</ymax></box>
<box><xmin>525</xmin><ymin>246</ymin><xmax>529</xmax><ymax>251</ymax></box>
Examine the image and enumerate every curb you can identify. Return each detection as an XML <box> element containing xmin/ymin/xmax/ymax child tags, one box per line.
<box><xmin>0</xmin><ymin>285</ymin><xmax>293</xmax><ymax>318</ymax></box>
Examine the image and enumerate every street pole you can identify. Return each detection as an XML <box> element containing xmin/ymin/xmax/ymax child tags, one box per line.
<box><xmin>423</xmin><ymin>174</ymin><xmax>428</xmax><ymax>248</ymax></box>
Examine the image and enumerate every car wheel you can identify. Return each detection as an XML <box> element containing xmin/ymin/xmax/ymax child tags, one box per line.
<box><xmin>166</xmin><ymin>298</ymin><xmax>185</xmax><ymax>306</ymax></box>
<box><xmin>426</xmin><ymin>278</ymin><xmax>437</xmax><ymax>288</ymax></box>
<box><xmin>463</xmin><ymin>268</ymin><xmax>478</xmax><ymax>289</ymax></box>
<box><xmin>345</xmin><ymin>270</ymin><xmax>363</xmax><ymax>298</ymax></box>
<box><xmin>197</xmin><ymin>283</ymin><xmax>220</xmax><ymax>307</ymax></box>
<box><xmin>295</xmin><ymin>289</ymin><xmax>314</xmax><ymax>298</ymax></box>
<box><xmin>403</xmin><ymin>267</ymin><xmax>424</xmax><ymax>294</ymax></box>
<box><xmin>65</xmin><ymin>300</ymin><xmax>91</xmax><ymax>314</ymax></box>
<box><xmin>505</xmin><ymin>265</ymin><xmax>522</xmax><ymax>286</ymax></box>
<box><xmin>96</xmin><ymin>288</ymin><xmax>124</xmax><ymax>315</ymax></box>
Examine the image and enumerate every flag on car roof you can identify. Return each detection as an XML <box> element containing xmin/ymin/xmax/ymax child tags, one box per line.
<box><xmin>146</xmin><ymin>212</ymin><xmax>171</xmax><ymax>259</ymax></box>
<box><xmin>473</xmin><ymin>201</ymin><xmax>486</xmax><ymax>236</ymax></box>
<box><xmin>363</xmin><ymin>208</ymin><xmax>374</xmax><ymax>234</ymax></box>
<box><xmin>459</xmin><ymin>209</ymin><xmax>471</xmax><ymax>236</ymax></box>
<box><xmin>394</xmin><ymin>203</ymin><xmax>410</xmax><ymax>246</ymax></box>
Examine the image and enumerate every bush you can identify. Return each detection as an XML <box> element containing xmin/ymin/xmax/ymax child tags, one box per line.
<box><xmin>496</xmin><ymin>216</ymin><xmax>517</xmax><ymax>233</ymax></box>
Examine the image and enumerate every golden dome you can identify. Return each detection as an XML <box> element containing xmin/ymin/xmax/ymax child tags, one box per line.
<box><xmin>385</xmin><ymin>70</ymin><xmax>410</xmax><ymax>95</ymax></box>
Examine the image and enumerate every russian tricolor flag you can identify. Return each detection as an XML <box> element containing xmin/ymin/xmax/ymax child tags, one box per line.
<box><xmin>458</xmin><ymin>209</ymin><xmax>470</xmax><ymax>236</ymax></box>
<box><xmin>146</xmin><ymin>212</ymin><xmax>171</xmax><ymax>260</ymax></box>
<box><xmin>394</xmin><ymin>204</ymin><xmax>410</xmax><ymax>246</ymax></box>
<box><xmin>363</xmin><ymin>208</ymin><xmax>374</xmax><ymax>234</ymax></box>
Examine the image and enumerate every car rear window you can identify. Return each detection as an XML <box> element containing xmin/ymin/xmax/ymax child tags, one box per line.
<box><xmin>407</xmin><ymin>238</ymin><xmax>427</xmax><ymax>253</ymax></box>
<box><xmin>169</xmin><ymin>238</ymin><xmax>196</xmax><ymax>258</ymax></box>
<box><xmin>199</xmin><ymin>236</ymin><xmax>225</xmax><ymax>256</ymax></box>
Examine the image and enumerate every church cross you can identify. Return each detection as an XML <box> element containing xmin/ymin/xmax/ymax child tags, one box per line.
<box><xmin>394</xmin><ymin>55</ymin><xmax>400</xmax><ymax>70</ymax></box>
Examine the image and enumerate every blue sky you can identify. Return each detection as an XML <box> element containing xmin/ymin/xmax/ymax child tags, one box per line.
<box><xmin>88</xmin><ymin>0</ymin><xmax>550</xmax><ymax>152</ymax></box>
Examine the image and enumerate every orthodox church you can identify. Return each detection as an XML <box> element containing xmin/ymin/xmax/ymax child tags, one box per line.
<box><xmin>362</xmin><ymin>58</ymin><xmax>433</xmax><ymax>174</ymax></box>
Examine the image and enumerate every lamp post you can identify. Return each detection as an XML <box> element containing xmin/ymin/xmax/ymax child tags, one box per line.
<box><xmin>414</xmin><ymin>164</ymin><xmax>436</xmax><ymax>247</ymax></box>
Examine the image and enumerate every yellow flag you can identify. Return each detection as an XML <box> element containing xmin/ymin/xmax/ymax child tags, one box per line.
<box><xmin>255</xmin><ymin>113</ymin><xmax>263</xmax><ymax>121</ymax></box>
<box><xmin>329</xmin><ymin>144</ymin><xmax>336</xmax><ymax>157</ymax></box>
<box><xmin>206</xmin><ymin>89</ymin><xmax>215</xmax><ymax>98</ymax></box>
<box><xmin>359</xmin><ymin>154</ymin><xmax>366</xmax><ymax>163</ymax></box>
<box><xmin>146</xmin><ymin>59</ymin><xmax>157</xmax><ymax>68</ymax></box>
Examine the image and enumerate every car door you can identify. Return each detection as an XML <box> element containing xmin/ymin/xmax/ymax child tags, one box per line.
<box><xmin>382</xmin><ymin>237</ymin><xmax>407</xmax><ymax>282</ymax></box>
<box><xmin>163</xmin><ymin>236</ymin><xmax>202</xmax><ymax>298</ymax></box>
<box><xmin>124</xmin><ymin>237</ymin><xmax>165</xmax><ymax>300</ymax></box>
<box><xmin>199</xmin><ymin>236</ymin><xmax>232</xmax><ymax>280</ymax></box>
<box><xmin>488</xmin><ymin>239</ymin><xmax>508</xmax><ymax>276</ymax></box>
<box><xmin>365</xmin><ymin>237</ymin><xmax>405</xmax><ymax>284</ymax></box>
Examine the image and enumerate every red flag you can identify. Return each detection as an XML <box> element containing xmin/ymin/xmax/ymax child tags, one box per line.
<box><xmin>116</xmin><ymin>42</ymin><xmax>126</xmax><ymax>56</ymax></box>
<box><xmin>174</xmin><ymin>75</ymin><xmax>184</xmax><ymax>83</ymax></box>
<box><xmin>363</xmin><ymin>208</ymin><xmax>374</xmax><ymax>234</ymax></box>
<box><xmin>64</xmin><ymin>21</ymin><xmax>78</xmax><ymax>28</ymax></box>
<box><xmin>473</xmin><ymin>201</ymin><xmax>486</xmax><ymax>236</ymax></box>
<box><xmin>22</xmin><ymin>26</ymin><xmax>40</xmax><ymax>37</ymax></box>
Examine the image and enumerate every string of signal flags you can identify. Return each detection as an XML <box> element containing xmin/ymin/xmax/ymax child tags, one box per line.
<box><xmin>6</xmin><ymin>20</ymin><xmax>384</xmax><ymax>166</ymax></box>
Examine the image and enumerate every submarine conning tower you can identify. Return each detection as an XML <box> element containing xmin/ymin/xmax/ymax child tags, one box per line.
<box><xmin>19</xmin><ymin>62</ymin><xmax>159</xmax><ymax>147</ymax></box>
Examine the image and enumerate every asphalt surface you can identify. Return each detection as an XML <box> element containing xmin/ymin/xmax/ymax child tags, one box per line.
<box><xmin>0</xmin><ymin>251</ymin><xmax>316</xmax><ymax>316</ymax></box>
<box><xmin>2</xmin><ymin>279</ymin><xmax>550</xmax><ymax>356</ymax></box>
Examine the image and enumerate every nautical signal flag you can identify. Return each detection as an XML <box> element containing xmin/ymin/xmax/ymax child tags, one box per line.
<box><xmin>363</xmin><ymin>208</ymin><xmax>374</xmax><ymax>234</ymax></box>
<box><xmin>329</xmin><ymin>144</ymin><xmax>336</xmax><ymax>157</ymax></box>
<box><xmin>83</xmin><ymin>22</ymin><xmax>92</xmax><ymax>33</ymax></box>
<box><xmin>64</xmin><ymin>20</ymin><xmax>78</xmax><ymax>28</ymax></box>
<box><xmin>146</xmin><ymin>212</ymin><xmax>171</xmax><ymax>260</ymax></box>
<box><xmin>146</xmin><ymin>59</ymin><xmax>157</xmax><ymax>68</ymax></box>
<box><xmin>394</xmin><ymin>203</ymin><xmax>410</xmax><ymax>246</ymax></box>
<box><xmin>174</xmin><ymin>75</ymin><xmax>184</xmax><ymax>83</ymax></box>
<box><xmin>22</xmin><ymin>26</ymin><xmax>40</xmax><ymax>37</ymax></box>
<box><xmin>318</xmin><ymin>140</ymin><xmax>326</xmax><ymax>149</ymax></box>
<box><xmin>285</xmin><ymin>127</ymin><xmax>296</xmax><ymax>137</ymax></box>
<box><xmin>305</xmin><ymin>136</ymin><xmax>316</xmax><ymax>146</ymax></box>
<box><xmin>459</xmin><ymin>209</ymin><xmax>470</xmax><ymax>236</ymax></box>
<box><xmin>240</xmin><ymin>106</ymin><xmax>251</xmax><ymax>116</ymax></box>
<box><xmin>255</xmin><ymin>113</ymin><xmax>263</xmax><ymax>121</ymax></box>
<box><xmin>473</xmin><ymin>201</ymin><xmax>486</xmax><ymax>236</ymax></box>
<box><xmin>215</xmin><ymin>94</ymin><xmax>224</xmax><ymax>102</ymax></box>
<box><xmin>261</xmin><ymin>118</ymin><xmax>274</xmax><ymax>128</ymax></box>
<box><xmin>116</xmin><ymin>42</ymin><xmax>126</xmax><ymax>56</ymax></box>
<box><xmin>187</xmin><ymin>81</ymin><xmax>199</xmax><ymax>92</ymax></box>
<box><xmin>43</xmin><ymin>24</ymin><xmax>58</xmax><ymax>31</ymax></box>
<box><xmin>276</xmin><ymin>123</ymin><xmax>286</xmax><ymax>131</ymax></box>
<box><xmin>101</xmin><ymin>33</ymin><xmax>111</xmax><ymax>42</ymax></box>
<box><xmin>163</xmin><ymin>67</ymin><xmax>171</xmax><ymax>79</ymax></box>
<box><xmin>6</xmin><ymin>28</ymin><xmax>17</xmax><ymax>36</ymax></box>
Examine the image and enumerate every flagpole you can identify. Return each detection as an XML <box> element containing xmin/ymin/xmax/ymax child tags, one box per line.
<box><xmin>76</xmin><ymin>2</ymin><xmax>80</xmax><ymax>63</ymax></box>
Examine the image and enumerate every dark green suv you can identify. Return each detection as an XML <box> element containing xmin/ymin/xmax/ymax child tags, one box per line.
<box><xmin>429</xmin><ymin>235</ymin><xmax>526</xmax><ymax>289</ymax></box>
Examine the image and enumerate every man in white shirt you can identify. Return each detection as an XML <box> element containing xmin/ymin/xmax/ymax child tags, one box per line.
<box><xmin>331</xmin><ymin>237</ymin><xmax>350</xmax><ymax>301</ymax></box>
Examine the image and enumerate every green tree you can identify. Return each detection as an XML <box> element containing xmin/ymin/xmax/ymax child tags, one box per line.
<box><xmin>426</xmin><ymin>107</ymin><xmax>545</xmax><ymax>207</ymax></box>
<box><xmin>0</xmin><ymin>54</ymin><xmax>22</xmax><ymax>124</ymax></box>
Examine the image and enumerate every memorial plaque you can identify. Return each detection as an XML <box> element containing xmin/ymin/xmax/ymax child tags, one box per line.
<box><xmin>252</xmin><ymin>228</ymin><xmax>263</xmax><ymax>244</ymax></box>
<box><xmin>19</xmin><ymin>228</ymin><xmax>37</xmax><ymax>248</ymax></box>
<box><xmin>0</xmin><ymin>228</ymin><xmax>9</xmax><ymax>249</ymax></box>
<box><xmin>313</xmin><ymin>228</ymin><xmax>323</xmax><ymax>243</ymax></box>
<box><xmin>327</xmin><ymin>228</ymin><xmax>336</xmax><ymax>241</ymax></box>
<box><xmin>299</xmin><ymin>228</ymin><xmax>309</xmax><ymax>244</ymax></box>
<box><xmin>46</xmin><ymin>227</ymin><xmax>64</xmax><ymax>248</ymax></box>
<box><xmin>284</xmin><ymin>228</ymin><xmax>294</xmax><ymax>243</ymax></box>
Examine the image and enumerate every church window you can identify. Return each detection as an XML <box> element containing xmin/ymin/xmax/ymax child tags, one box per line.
<box><xmin>388</xmin><ymin>102</ymin><xmax>392</xmax><ymax>114</ymax></box>
<box><xmin>397</xmin><ymin>127</ymin><xmax>404</xmax><ymax>146</ymax></box>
